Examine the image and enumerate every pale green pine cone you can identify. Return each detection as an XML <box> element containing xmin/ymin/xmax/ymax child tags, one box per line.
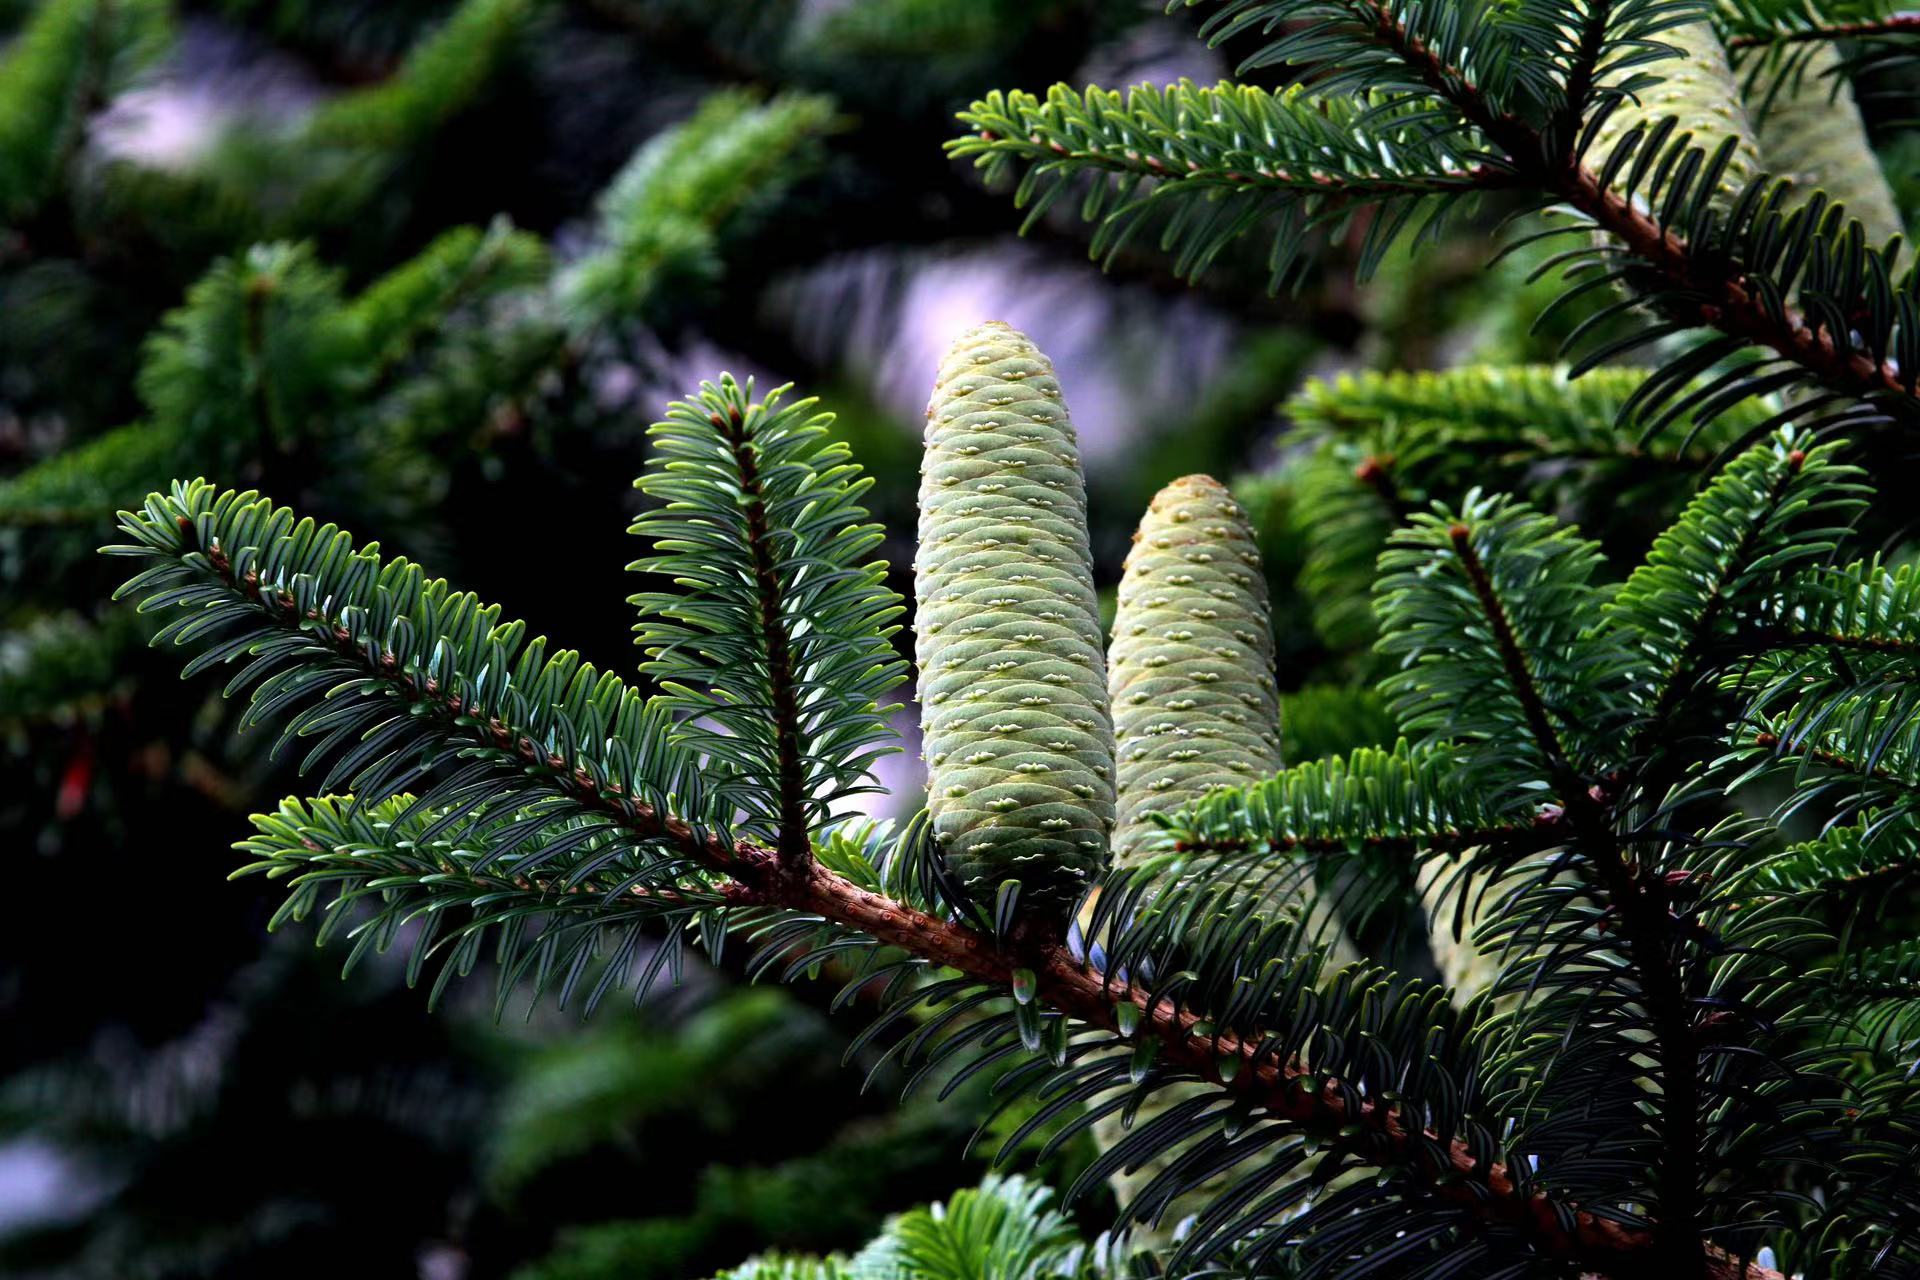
<box><xmin>1109</xmin><ymin>474</ymin><xmax>1280</xmax><ymax>868</ymax></box>
<box><xmin>916</xmin><ymin>321</ymin><xmax>1114</xmax><ymax>909</ymax></box>
<box><xmin>1746</xmin><ymin>45</ymin><xmax>1904</xmax><ymax>247</ymax></box>
<box><xmin>1589</xmin><ymin>22</ymin><xmax>1761</xmax><ymax>212</ymax></box>
<box><xmin>1099</xmin><ymin>476</ymin><xmax>1306</xmax><ymax>1236</ymax></box>
<box><xmin>1418</xmin><ymin>860</ymin><xmax>1504</xmax><ymax>1006</ymax></box>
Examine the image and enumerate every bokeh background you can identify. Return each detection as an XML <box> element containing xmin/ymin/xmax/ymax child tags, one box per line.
<box><xmin>5</xmin><ymin>2</ymin><xmax>1915</xmax><ymax>1278</ymax></box>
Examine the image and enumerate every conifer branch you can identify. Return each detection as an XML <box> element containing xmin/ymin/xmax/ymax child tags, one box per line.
<box><xmin>1355</xmin><ymin>0</ymin><xmax>1918</xmax><ymax>416</ymax></box>
<box><xmin>1552</xmin><ymin>164</ymin><xmax>1911</xmax><ymax>403</ymax></box>
<box><xmin>1725</xmin><ymin>12</ymin><xmax>1920</xmax><ymax>47</ymax></box>
<box><xmin>185</xmin><ymin>529</ymin><xmax>753</xmax><ymax>872</ymax></box>
<box><xmin>961</xmin><ymin>3</ymin><xmax>1920</xmax><ymax>428</ymax></box>
<box><xmin>765</xmin><ymin>860</ymin><xmax>1750</xmax><ymax>1277</ymax></box>
<box><xmin>723</xmin><ymin>400</ymin><xmax>812</xmax><ymax>869</ymax></box>
<box><xmin>975</xmin><ymin>128</ymin><xmax>1518</xmax><ymax>200</ymax></box>
<box><xmin>758</xmin><ymin>849</ymin><xmax>1791</xmax><ymax>1280</ymax></box>
<box><xmin>1446</xmin><ymin>523</ymin><xmax>1576</xmax><ymax>779</ymax></box>
<box><xmin>1748</xmin><ymin>628</ymin><xmax>1920</xmax><ymax>656</ymax></box>
<box><xmin>629</xmin><ymin>377</ymin><xmax>906</xmax><ymax>851</ymax></box>
<box><xmin>1750</xmin><ymin>729</ymin><xmax>1910</xmax><ymax>786</ymax></box>
<box><xmin>233</xmin><ymin>766</ymin><xmax>1789</xmax><ymax>1278</ymax></box>
<box><xmin>1447</xmin><ymin>517</ymin><xmax>1709</xmax><ymax>1269</ymax></box>
<box><xmin>1557</xmin><ymin>0</ymin><xmax>1617</xmax><ymax>141</ymax></box>
<box><xmin>1171</xmin><ymin>820</ymin><xmax>1549</xmax><ymax>856</ymax></box>
<box><xmin>114</xmin><ymin>469</ymin><xmax>1831</xmax><ymax>1278</ymax></box>
<box><xmin>1621</xmin><ymin>442</ymin><xmax>1825</xmax><ymax>766</ymax></box>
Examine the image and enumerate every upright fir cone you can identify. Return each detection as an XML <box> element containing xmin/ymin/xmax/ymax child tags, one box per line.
<box><xmin>1588</xmin><ymin>22</ymin><xmax>1762</xmax><ymax>213</ymax></box>
<box><xmin>1109</xmin><ymin>475</ymin><xmax>1280</xmax><ymax>866</ymax></box>
<box><xmin>915</xmin><ymin>321</ymin><xmax>1114</xmax><ymax>911</ymax></box>
<box><xmin>1418</xmin><ymin>861</ymin><xmax>1505</xmax><ymax>1005</ymax></box>
<box><xmin>1745</xmin><ymin>44</ymin><xmax>1905</xmax><ymax>247</ymax></box>
<box><xmin>1094</xmin><ymin>475</ymin><xmax>1287</xmax><ymax>1228</ymax></box>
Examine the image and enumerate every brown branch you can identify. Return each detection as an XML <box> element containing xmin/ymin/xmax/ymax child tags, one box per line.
<box><xmin>1743</xmin><ymin>627</ymin><xmax>1920</xmax><ymax>657</ymax></box>
<box><xmin>1753</xmin><ymin>729</ymin><xmax>1908</xmax><ymax>783</ymax></box>
<box><xmin>1557</xmin><ymin>0</ymin><xmax>1617</xmax><ymax>141</ymax></box>
<box><xmin>1447</xmin><ymin>522</ymin><xmax>1575</xmax><ymax>774</ymax></box>
<box><xmin>758</xmin><ymin>855</ymin><xmax>1780</xmax><ymax>1280</ymax></box>
<box><xmin>1549</xmin><ymin>164</ymin><xmax>1910</xmax><ymax>404</ymax></box>
<box><xmin>1727</xmin><ymin>13</ymin><xmax>1920</xmax><ymax>48</ymax></box>
<box><xmin>1174</xmin><ymin>819</ymin><xmax>1554</xmax><ymax>856</ymax></box>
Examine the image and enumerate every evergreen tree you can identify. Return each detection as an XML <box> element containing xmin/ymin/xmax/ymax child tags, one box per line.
<box><xmin>15</xmin><ymin>0</ymin><xmax>1920</xmax><ymax>1275</ymax></box>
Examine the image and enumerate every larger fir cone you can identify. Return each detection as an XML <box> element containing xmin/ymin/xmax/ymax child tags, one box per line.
<box><xmin>915</xmin><ymin>321</ymin><xmax>1114</xmax><ymax>911</ymax></box>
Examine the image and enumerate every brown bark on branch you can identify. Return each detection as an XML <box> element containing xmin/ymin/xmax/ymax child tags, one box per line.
<box><xmin>742</xmin><ymin>852</ymin><xmax>1783</xmax><ymax>1280</ymax></box>
<box><xmin>1727</xmin><ymin>14</ymin><xmax>1920</xmax><ymax>48</ymax></box>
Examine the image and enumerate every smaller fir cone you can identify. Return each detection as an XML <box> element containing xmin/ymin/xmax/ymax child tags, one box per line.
<box><xmin>1109</xmin><ymin>475</ymin><xmax>1280</xmax><ymax>867</ymax></box>
<box><xmin>1747</xmin><ymin>44</ymin><xmax>1904</xmax><ymax>247</ymax></box>
<box><xmin>1418</xmin><ymin>860</ymin><xmax>1504</xmax><ymax>1006</ymax></box>
<box><xmin>1097</xmin><ymin>475</ymin><xmax>1283</xmax><ymax>1236</ymax></box>
<box><xmin>1588</xmin><ymin>22</ymin><xmax>1762</xmax><ymax>213</ymax></box>
<box><xmin>916</xmin><ymin>322</ymin><xmax>1115</xmax><ymax>910</ymax></box>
